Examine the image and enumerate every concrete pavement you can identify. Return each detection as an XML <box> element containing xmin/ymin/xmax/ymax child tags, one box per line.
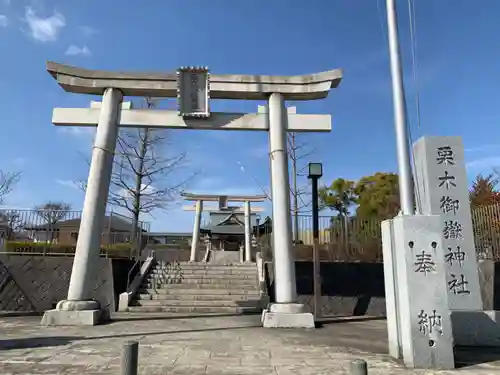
<box><xmin>0</xmin><ymin>313</ymin><xmax>499</xmax><ymax>374</ymax></box>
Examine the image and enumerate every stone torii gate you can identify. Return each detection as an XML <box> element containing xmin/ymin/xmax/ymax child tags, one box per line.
<box><xmin>181</xmin><ymin>193</ymin><xmax>266</xmax><ymax>263</ymax></box>
<box><xmin>41</xmin><ymin>61</ymin><xmax>342</xmax><ymax>328</ymax></box>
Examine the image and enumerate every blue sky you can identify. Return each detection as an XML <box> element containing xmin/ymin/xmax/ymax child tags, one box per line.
<box><xmin>1</xmin><ymin>0</ymin><xmax>499</xmax><ymax>232</ymax></box>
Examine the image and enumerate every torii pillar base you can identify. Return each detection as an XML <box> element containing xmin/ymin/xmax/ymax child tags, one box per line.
<box><xmin>261</xmin><ymin>303</ymin><xmax>315</xmax><ymax>329</ymax></box>
<box><xmin>41</xmin><ymin>300</ymin><xmax>106</xmax><ymax>326</ymax></box>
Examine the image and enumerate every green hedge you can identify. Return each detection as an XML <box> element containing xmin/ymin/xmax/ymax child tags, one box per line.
<box><xmin>4</xmin><ymin>241</ymin><xmax>134</xmax><ymax>258</ymax></box>
<box><xmin>145</xmin><ymin>243</ymin><xmax>190</xmax><ymax>250</ymax></box>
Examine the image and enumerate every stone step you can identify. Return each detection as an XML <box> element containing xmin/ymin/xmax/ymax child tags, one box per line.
<box><xmin>153</xmin><ymin>268</ymin><xmax>257</xmax><ymax>275</ymax></box>
<box><xmin>150</xmin><ymin>271</ymin><xmax>257</xmax><ymax>279</ymax></box>
<box><xmin>155</xmin><ymin>261</ymin><xmax>257</xmax><ymax>268</ymax></box>
<box><xmin>140</xmin><ymin>284</ymin><xmax>259</xmax><ymax>292</ymax></box>
<box><xmin>132</xmin><ymin>299</ymin><xmax>261</xmax><ymax>308</ymax></box>
<box><xmin>145</xmin><ymin>278</ymin><xmax>258</xmax><ymax>286</ymax></box>
<box><xmin>143</xmin><ymin>285</ymin><xmax>259</xmax><ymax>292</ymax></box>
<box><xmin>157</xmin><ymin>262</ymin><xmax>256</xmax><ymax>268</ymax></box>
<box><xmin>126</xmin><ymin>306</ymin><xmax>261</xmax><ymax>314</ymax></box>
<box><xmin>139</xmin><ymin>287</ymin><xmax>260</xmax><ymax>295</ymax></box>
<box><xmin>136</xmin><ymin>293</ymin><xmax>259</xmax><ymax>301</ymax></box>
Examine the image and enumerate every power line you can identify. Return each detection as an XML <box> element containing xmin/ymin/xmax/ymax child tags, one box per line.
<box><xmin>236</xmin><ymin>161</ymin><xmax>272</xmax><ymax>201</ymax></box>
<box><xmin>405</xmin><ymin>0</ymin><xmax>423</xmax><ymax>213</ymax></box>
<box><xmin>407</xmin><ymin>0</ymin><xmax>422</xmax><ymax>130</ymax></box>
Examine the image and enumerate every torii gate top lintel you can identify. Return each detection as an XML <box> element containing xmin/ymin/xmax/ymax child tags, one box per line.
<box><xmin>180</xmin><ymin>192</ymin><xmax>267</xmax><ymax>203</ymax></box>
<box><xmin>46</xmin><ymin>61</ymin><xmax>343</xmax><ymax>100</ymax></box>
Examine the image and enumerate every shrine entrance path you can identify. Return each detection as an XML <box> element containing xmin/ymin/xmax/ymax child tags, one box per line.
<box><xmin>0</xmin><ymin>313</ymin><xmax>498</xmax><ymax>374</ymax></box>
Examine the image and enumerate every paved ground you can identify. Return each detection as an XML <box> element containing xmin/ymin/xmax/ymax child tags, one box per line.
<box><xmin>0</xmin><ymin>313</ymin><xmax>499</xmax><ymax>374</ymax></box>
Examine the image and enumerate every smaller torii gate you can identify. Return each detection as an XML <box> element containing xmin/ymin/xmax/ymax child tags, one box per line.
<box><xmin>181</xmin><ymin>193</ymin><xmax>266</xmax><ymax>262</ymax></box>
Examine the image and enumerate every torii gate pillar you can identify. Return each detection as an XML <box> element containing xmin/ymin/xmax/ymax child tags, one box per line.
<box><xmin>190</xmin><ymin>200</ymin><xmax>203</xmax><ymax>262</ymax></box>
<box><xmin>268</xmin><ymin>93</ymin><xmax>296</xmax><ymax>303</ymax></box>
<box><xmin>41</xmin><ymin>88</ymin><xmax>123</xmax><ymax>325</ymax></box>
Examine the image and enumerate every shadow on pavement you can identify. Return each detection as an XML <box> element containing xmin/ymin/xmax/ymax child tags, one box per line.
<box><xmin>112</xmin><ymin>312</ymin><xmax>261</xmax><ymax>322</ymax></box>
<box><xmin>0</xmin><ymin>311</ymin><xmax>41</xmax><ymax>318</ymax></box>
<box><xmin>455</xmin><ymin>346</ymin><xmax>500</xmax><ymax>368</ymax></box>
<box><xmin>315</xmin><ymin>315</ymin><xmax>386</xmax><ymax>327</ymax></box>
<box><xmin>0</xmin><ymin>324</ymin><xmax>260</xmax><ymax>350</ymax></box>
<box><xmin>0</xmin><ymin>336</ymin><xmax>82</xmax><ymax>350</ymax></box>
<box><xmin>87</xmin><ymin>324</ymin><xmax>263</xmax><ymax>341</ymax></box>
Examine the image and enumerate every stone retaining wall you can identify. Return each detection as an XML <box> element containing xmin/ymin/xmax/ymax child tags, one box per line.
<box><xmin>265</xmin><ymin>260</ymin><xmax>499</xmax><ymax>317</ymax></box>
<box><xmin>0</xmin><ymin>255</ymin><xmax>122</xmax><ymax>314</ymax></box>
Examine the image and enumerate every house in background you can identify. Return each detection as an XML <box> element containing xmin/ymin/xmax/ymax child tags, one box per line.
<box><xmin>24</xmin><ymin>215</ymin><xmax>145</xmax><ymax>245</ymax></box>
<box><xmin>145</xmin><ymin>232</ymin><xmax>193</xmax><ymax>247</ymax></box>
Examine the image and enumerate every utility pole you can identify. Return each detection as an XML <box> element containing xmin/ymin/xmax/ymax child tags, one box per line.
<box><xmin>290</xmin><ymin>133</ymin><xmax>300</xmax><ymax>243</ymax></box>
<box><xmin>386</xmin><ymin>0</ymin><xmax>415</xmax><ymax>215</ymax></box>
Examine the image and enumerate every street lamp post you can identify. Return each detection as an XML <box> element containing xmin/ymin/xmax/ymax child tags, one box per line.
<box><xmin>308</xmin><ymin>162</ymin><xmax>323</xmax><ymax>320</ymax></box>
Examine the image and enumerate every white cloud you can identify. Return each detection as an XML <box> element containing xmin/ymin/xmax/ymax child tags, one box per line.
<box><xmin>56</xmin><ymin>179</ymin><xmax>81</xmax><ymax>190</ymax></box>
<box><xmin>190</xmin><ymin>186</ymin><xmax>271</xmax><ymax>198</ymax></box>
<box><xmin>24</xmin><ymin>7</ymin><xmax>65</xmax><ymax>42</ymax></box>
<box><xmin>117</xmin><ymin>184</ymin><xmax>157</xmax><ymax>199</ymax></box>
<box><xmin>348</xmin><ymin>47</ymin><xmax>388</xmax><ymax>74</ymax></box>
<box><xmin>0</xmin><ymin>15</ymin><xmax>7</xmax><ymax>28</ymax></box>
<box><xmin>189</xmin><ymin>173</ymin><xmax>270</xmax><ymax>199</ymax></box>
<box><xmin>58</xmin><ymin>126</ymin><xmax>96</xmax><ymax>137</ymax></box>
<box><xmin>65</xmin><ymin>44</ymin><xmax>91</xmax><ymax>56</ymax></box>
<box><xmin>193</xmin><ymin>176</ymin><xmax>223</xmax><ymax>190</ymax></box>
<box><xmin>12</xmin><ymin>157</ymin><xmax>26</xmax><ymax>166</ymax></box>
<box><xmin>466</xmin><ymin>156</ymin><xmax>500</xmax><ymax>171</ymax></box>
<box><xmin>79</xmin><ymin>25</ymin><xmax>98</xmax><ymax>37</ymax></box>
<box><xmin>465</xmin><ymin>144</ymin><xmax>500</xmax><ymax>153</ymax></box>
<box><xmin>247</xmin><ymin>144</ymin><xmax>269</xmax><ymax>159</ymax></box>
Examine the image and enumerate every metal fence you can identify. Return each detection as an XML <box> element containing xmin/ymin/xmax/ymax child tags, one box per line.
<box><xmin>293</xmin><ymin>203</ymin><xmax>500</xmax><ymax>261</ymax></box>
<box><xmin>0</xmin><ymin>209</ymin><xmax>149</xmax><ymax>258</ymax></box>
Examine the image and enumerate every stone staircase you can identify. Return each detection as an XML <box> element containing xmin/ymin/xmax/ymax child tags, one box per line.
<box><xmin>128</xmin><ymin>261</ymin><xmax>264</xmax><ymax>314</ymax></box>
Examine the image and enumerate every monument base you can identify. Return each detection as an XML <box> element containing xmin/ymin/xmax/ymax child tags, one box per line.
<box><xmin>452</xmin><ymin>310</ymin><xmax>500</xmax><ymax>346</ymax></box>
<box><xmin>41</xmin><ymin>300</ymin><xmax>105</xmax><ymax>326</ymax></box>
<box><xmin>261</xmin><ymin>303</ymin><xmax>315</xmax><ymax>328</ymax></box>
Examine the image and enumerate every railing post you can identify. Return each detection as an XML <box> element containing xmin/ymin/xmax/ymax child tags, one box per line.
<box><xmin>350</xmin><ymin>359</ymin><xmax>368</xmax><ymax>375</ymax></box>
<box><xmin>121</xmin><ymin>341</ymin><xmax>138</xmax><ymax>375</ymax></box>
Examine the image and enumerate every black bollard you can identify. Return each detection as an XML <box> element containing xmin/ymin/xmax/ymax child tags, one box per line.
<box><xmin>121</xmin><ymin>341</ymin><xmax>139</xmax><ymax>375</ymax></box>
<box><xmin>350</xmin><ymin>359</ymin><xmax>368</xmax><ymax>375</ymax></box>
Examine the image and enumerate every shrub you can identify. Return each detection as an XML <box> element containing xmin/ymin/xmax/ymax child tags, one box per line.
<box><xmin>5</xmin><ymin>241</ymin><xmax>133</xmax><ymax>258</ymax></box>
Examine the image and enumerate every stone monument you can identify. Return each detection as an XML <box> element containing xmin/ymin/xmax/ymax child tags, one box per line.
<box><xmin>414</xmin><ymin>136</ymin><xmax>500</xmax><ymax>346</ymax></box>
<box><xmin>382</xmin><ymin>215</ymin><xmax>454</xmax><ymax>369</ymax></box>
<box><xmin>41</xmin><ymin>61</ymin><xmax>342</xmax><ymax>327</ymax></box>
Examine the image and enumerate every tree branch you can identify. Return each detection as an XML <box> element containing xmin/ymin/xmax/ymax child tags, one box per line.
<box><xmin>74</xmin><ymin>105</ymin><xmax>195</xmax><ymax>221</ymax></box>
<box><xmin>0</xmin><ymin>171</ymin><xmax>21</xmax><ymax>204</ymax></box>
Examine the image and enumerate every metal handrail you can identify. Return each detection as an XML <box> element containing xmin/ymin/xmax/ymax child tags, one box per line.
<box><xmin>126</xmin><ymin>259</ymin><xmax>143</xmax><ymax>292</ymax></box>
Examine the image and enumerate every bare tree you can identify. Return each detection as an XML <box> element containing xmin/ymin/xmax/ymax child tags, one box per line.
<box><xmin>80</xmin><ymin>98</ymin><xmax>193</xmax><ymax>243</ymax></box>
<box><xmin>287</xmin><ymin>132</ymin><xmax>315</xmax><ymax>243</ymax></box>
<box><xmin>0</xmin><ymin>210</ymin><xmax>23</xmax><ymax>240</ymax></box>
<box><xmin>35</xmin><ymin>201</ymin><xmax>72</xmax><ymax>225</ymax></box>
<box><xmin>34</xmin><ymin>201</ymin><xmax>72</xmax><ymax>243</ymax></box>
<box><xmin>0</xmin><ymin>170</ymin><xmax>21</xmax><ymax>205</ymax></box>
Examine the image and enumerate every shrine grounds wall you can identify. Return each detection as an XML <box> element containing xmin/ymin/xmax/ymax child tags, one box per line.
<box><xmin>2</xmin><ymin>255</ymin><xmax>497</xmax><ymax>317</ymax></box>
<box><xmin>0</xmin><ymin>255</ymin><xmax>135</xmax><ymax>315</ymax></box>
<box><xmin>264</xmin><ymin>261</ymin><xmax>500</xmax><ymax>317</ymax></box>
